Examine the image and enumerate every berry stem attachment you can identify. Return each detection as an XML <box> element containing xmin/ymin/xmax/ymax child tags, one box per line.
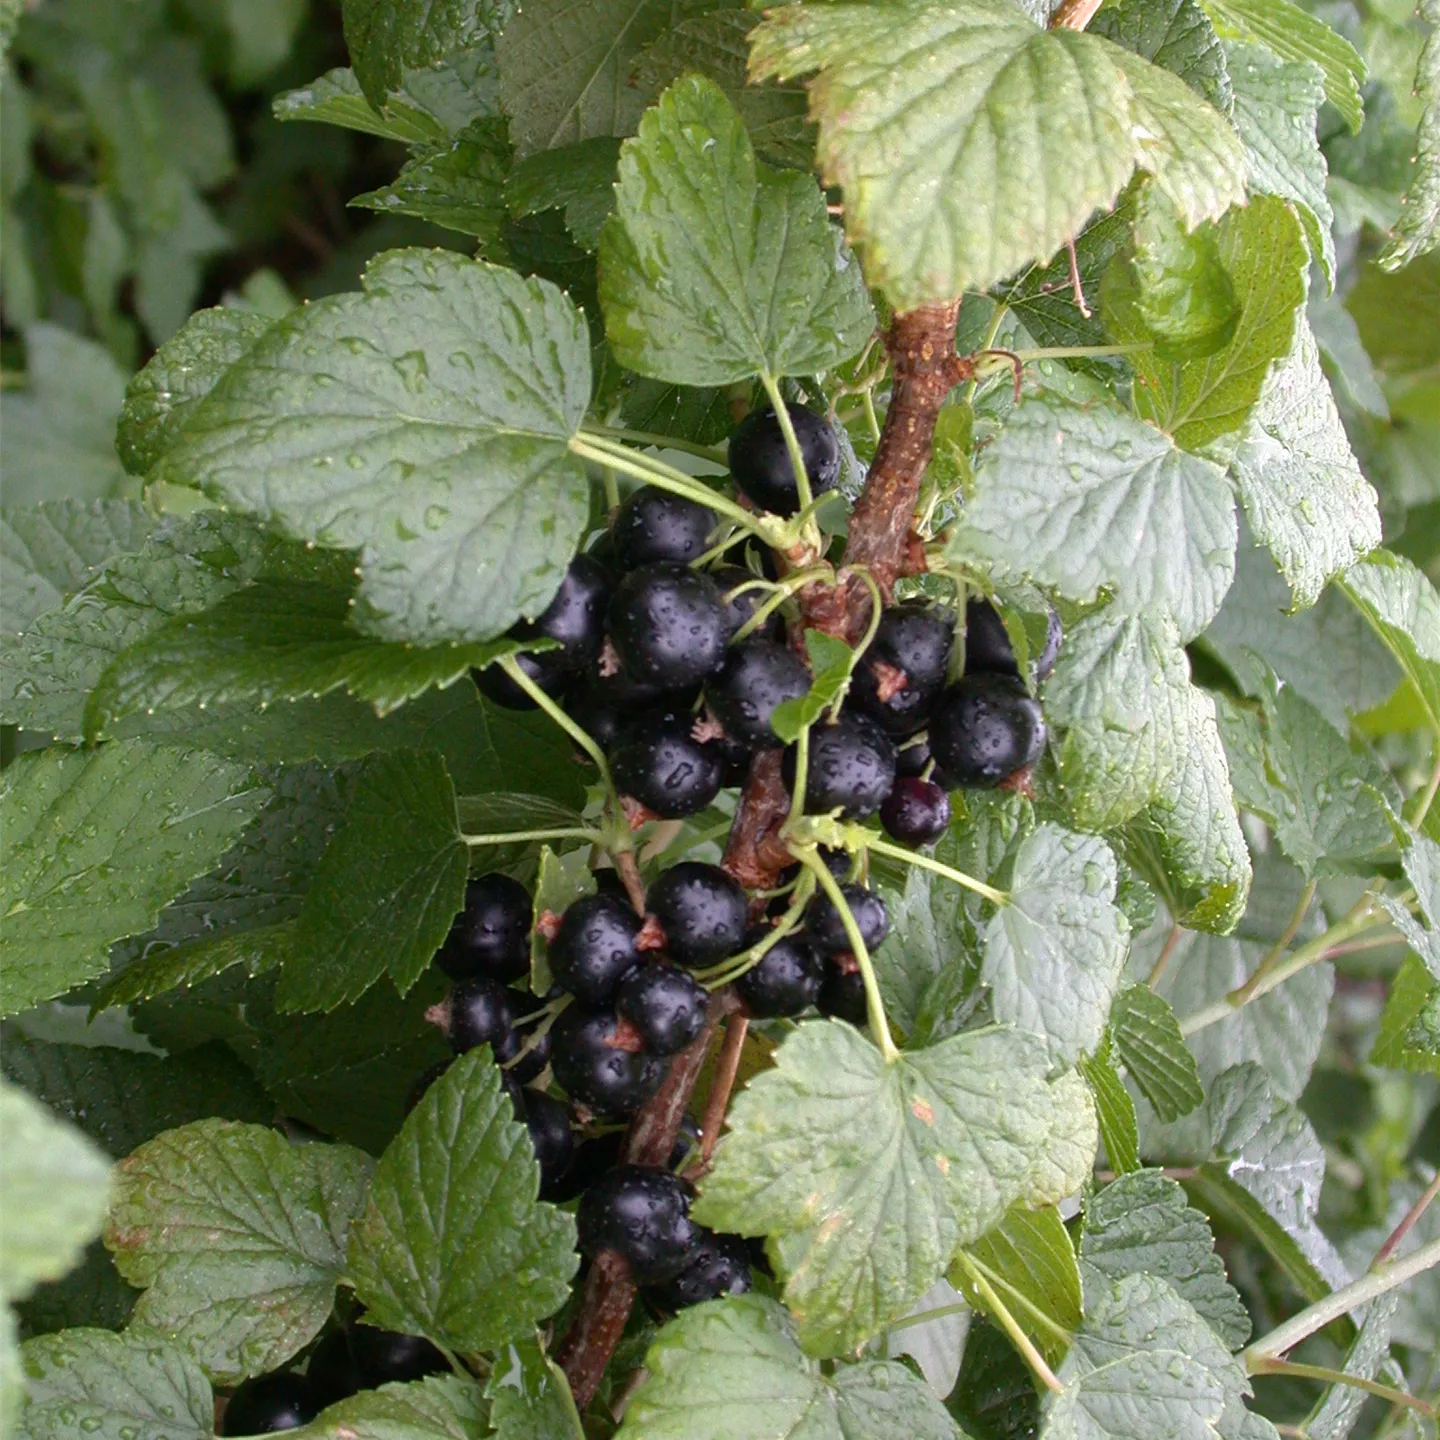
<box><xmin>583</xmin><ymin>423</ymin><xmax>728</xmax><ymax>465</ymax></box>
<box><xmin>759</xmin><ymin>373</ymin><xmax>821</xmax><ymax>553</ymax></box>
<box><xmin>862</xmin><ymin>835</ymin><xmax>1009</xmax><ymax>907</ymax></box>
<box><xmin>461</xmin><ymin>825</ymin><xmax>603</xmax><ymax>847</ymax></box>
<box><xmin>952</xmin><ymin>1252</ymin><xmax>1064</xmax><ymax>1394</ymax></box>
<box><xmin>699</xmin><ymin>880</ymin><xmax>813</xmax><ymax>988</ymax></box>
<box><xmin>496</xmin><ymin>655</ymin><xmax>615</xmax><ymax>794</ymax></box>
<box><xmin>730</xmin><ymin>565</ymin><xmax>834</xmax><ymax>644</ymax></box>
<box><xmin>798</xmin><ymin>848</ymin><xmax>899</xmax><ymax>1062</ymax></box>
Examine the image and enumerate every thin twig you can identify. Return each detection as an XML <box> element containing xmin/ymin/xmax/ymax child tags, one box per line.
<box><xmin>1373</xmin><ymin>1170</ymin><xmax>1440</xmax><ymax>1269</ymax></box>
<box><xmin>1231</xmin><ymin>880</ymin><xmax>1318</xmax><ymax>1007</ymax></box>
<box><xmin>1147</xmin><ymin>924</ymin><xmax>1184</xmax><ymax>989</ymax></box>
<box><xmin>1049</xmin><ymin>0</ymin><xmax>1105</xmax><ymax>29</ymax></box>
<box><xmin>614</xmin><ymin>849</ymin><xmax>648</xmax><ymax>916</ymax></box>
<box><xmin>691</xmin><ymin>1013</ymin><xmax>749</xmax><ymax>1176</ymax></box>
<box><xmin>1249</xmin><ymin>1358</ymin><xmax>1434</xmax><ymax>1418</ymax></box>
<box><xmin>1064</xmin><ymin>236</ymin><xmax>1092</xmax><ymax>317</ymax></box>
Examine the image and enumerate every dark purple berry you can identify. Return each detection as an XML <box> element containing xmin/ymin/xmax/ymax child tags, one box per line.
<box><xmin>550</xmin><ymin>894</ymin><xmax>643</xmax><ymax>1006</ymax></box>
<box><xmin>736</xmin><ymin>929</ymin><xmax>823</xmax><ymax>1018</ymax></box>
<box><xmin>707</xmin><ymin>639</ymin><xmax>810</xmax><ymax>749</ymax></box>
<box><xmin>895</xmin><ymin>734</ymin><xmax>933</xmax><ymax>779</ymax></box>
<box><xmin>850</xmin><ymin>603</ymin><xmax>955</xmax><ymax>737</ymax></box>
<box><xmin>578</xmin><ymin>1164</ymin><xmax>700</xmax><ymax>1285</ymax></box>
<box><xmin>647</xmin><ymin>863</ymin><xmax>748</xmax><ymax>966</ymax></box>
<box><xmin>551</xmin><ymin>1007</ymin><xmax>668</xmax><ymax>1117</ymax></box>
<box><xmin>930</xmin><ymin>674</ymin><xmax>1046</xmax><ymax>787</ymax></box>
<box><xmin>669</xmin><ymin>1113</ymin><xmax>703</xmax><ymax>1170</ymax></box>
<box><xmin>728</xmin><ymin>405</ymin><xmax>841</xmax><ymax>517</ymax></box>
<box><xmin>445</xmin><ymin>978</ymin><xmax>522</xmax><ymax>1063</ymax></box>
<box><xmin>965</xmin><ymin>598</ymin><xmax>1063</xmax><ymax>682</ymax></box>
<box><xmin>608</xmin><ymin>563</ymin><xmax>729</xmax><ymax>689</ymax></box>
<box><xmin>806</xmin><ymin>884</ymin><xmax>889</xmax><ymax>955</ymax></box>
<box><xmin>794</xmin><ymin>711</ymin><xmax>896</xmax><ymax>818</ymax></box>
<box><xmin>508</xmin><ymin>1015</ymin><xmax>553</xmax><ymax>1085</ymax></box>
<box><xmin>547</xmin><ymin>1130</ymin><xmax>625</xmax><ymax>1203</ymax></box>
<box><xmin>617</xmin><ymin>964</ymin><xmax>710</xmax><ymax>1056</ymax></box>
<box><xmin>511</xmin><ymin>553</ymin><xmax>611</xmax><ymax>670</ymax></box>
<box><xmin>348</xmin><ymin>1324</ymin><xmax>447</xmax><ymax>1386</ymax></box>
<box><xmin>435</xmin><ymin>872</ymin><xmax>533</xmax><ymax>983</ymax></box>
<box><xmin>818</xmin><ymin>964</ymin><xmax>870</xmax><ymax>1025</ymax></box>
<box><xmin>649</xmin><ymin>1230</ymin><xmax>752</xmax><ymax>1309</ymax></box>
<box><xmin>305</xmin><ymin>1331</ymin><xmax>364</xmax><ymax>1408</ymax></box>
<box><xmin>221</xmin><ymin>1373</ymin><xmax>321</xmax><ymax>1434</ymax></box>
<box><xmin>880</xmin><ymin>777</ymin><xmax>951</xmax><ymax>847</ymax></box>
<box><xmin>473</xmin><ymin>649</ymin><xmax>569</xmax><ymax>710</ymax></box>
<box><xmin>711</xmin><ymin>565</ymin><xmax>786</xmax><ymax>643</ymax></box>
<box><xmin>507</xmin><ymin>1082</ymin><xmax>574</xmax><ymax>1196</ymax></box>
<box><xmin>613</xmin><ymin>486</ymin><xmax>717</xmax><ymax>568</ymax></box>
<box><xmin>611</xmin><ymin>711</ymin><xmax>724</xmax><ymax>819</ymax></box>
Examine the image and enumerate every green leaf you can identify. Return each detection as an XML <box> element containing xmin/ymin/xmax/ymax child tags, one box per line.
<box><xmin>1224</xmin><ymin>43</ymin><xmax>1334</xmax><ymax>287</ymax></box>
<box><xmin>301</xmin><ymin>1373</ymin><xmax>490</xmax><ymax>1438</ymax></box>
<box><xmin>273</xmin><ymin>66</ymin><xmax>452</xmax><ymax>145</ymax></box>
<box><xmin>692</xmin><ymin>1021</ymin><xmax>1096</xmax><ymax>1356</ymax></box>
<box><xmin>1379</xmin><ymin>829</ymin><xmax>1440</xmax><ymax>982</ymax></box>
<box><xmin>1109</xmin><ymin>985</ymin><xmax>1204</xmax><ymax>1123</ymax></box>
<box><xmin>769</xmin><ymin>630</ymin><xmax>856</xmax><ymax>745</ymax></box>
<box><xmin>873</xmin><ymin>863</ymin><xmax>976</xmax><ymax>1043</ymax></box>
<box><xmin>105</xmin><ymin>1120</ymin><xmax>373</xmax><ymax>1383</ymax></box>
<box><xmin>980</xmin><ymin>825</ymin><xmax>1131</xmax><ymax>1066</ymax></box>
<box><xmin>530</xmin><ymin>844</ymin><xmax>597</xmax><ymax>994</ymax></box>
<box><xmin>1080</xmin><ymin>1169</ymin><xmax>1251</xmax><ymax>1350</ymax></box>
<box><xmin>15</xmin><ymin>1329</ymin><xmax>214</xmax><ymax>1440</ymax></box>
<box><xmin>951</xmin><ymin>393</ymin><xmax>1235</xmax><ymax>642</ymax></box>
<box><xmin>598</xmin><ymin>77</ymin><xmax>873</xmax><ymax>388</ymax></box>
<box><xmin>1089</xmin><ymin>0</ymin><xmax>1232</xmax><ymax>115</ymax></box>
<box><xmin>0</xmin><ymin>741</ymin><xmax>266</xmax><ymax>1017</ymax></box>
<box><xmin>1346</xmin><ymin>251</ymin><xmax>1440</xmax><ymax>378</ymax></box>
<box><xmin>0</xmin><ymin>325</ymin><xmax>130</xmax><ymax>507</ymax></box>
<box><xmin>346</xmin><ymin>1049</ymin><xmax>578</xmax><ymax>1355</ymax></box>
<box><xmin>1371</xmin><ymin>953</ymin><xmax>1440</xmax><ymax>1077</ymax></box>
<box><xmin>0</xmin><ymin>1082</ymin><xmax>111</xmax><ymax>1306</ymax></box>
<box><xmin>1338</xmin><ymin>549</ymin><xmax>1440</xmax><ymax>734</ymax></box>
<box><xmin>14</xmin><ymin>1240</ymin><xmax>137</xmax><ymax>1345</ymax></box>
<box><xmin>1079</xmin><ymin>1042</ymin><xmax>1142</xmax><ymax>1176</ymax></box>
<box><xmin>1108</xmin><ymin>196</ymin><xmax>1310</xmax><ymax>456</ymax></box>
<box><xmin>351</xmin><ymin>119</ymin><xmax>510</xmax><ymax>242</ymax></box>
<box><xmin>1379</xmin><ymin>0</ymin><xmax>1440</xmax><ymax>269</ymax></box>
<box><xmin>278</xmin><ymin>750</ymin><xmax>467</xmax><ymax>1012</ymax></box>
<box><xmin>1304</xmin><ymin>1291</ymin><xmax>1399</xmax><ymax>1440</ymax></box>
<box><xmin>342</xmin><ymin>0</ymin><xmax>508</xmax><ymax>109</ymax></box>
<box><xmin>505</xmin><ymin>137</ymin><xmax>622</xmax><ymax>252</ymax></box>
<box><xmin>155</xmin><ymin>249</ymin><xmax>593</xmax><ymax>646</ymax></box>
<box><xmin>1196</xmin><ymin>0</ymin><xmax>1365</xmax><ymax>132</ymax></box>
<box><xmin>749</xmin><ymin>0</ymin><xmax>1245</xmax><ymax>310</ymax></box>
<box><xmin>616</xmin><ymin>1294</ymin><xmax>959</xmax><ymax>1440</ymax></box>
<box><xmin>486</xmin><ymin>1337</ymin><xmax>584</xmax><ymax>1440</ymax></box>
<box><xmin>117</xmin><ymin>307</ymin><xmax>277</xmax><ymax>477</ymax></box>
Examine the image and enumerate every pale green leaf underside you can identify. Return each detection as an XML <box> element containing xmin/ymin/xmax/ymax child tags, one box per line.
<box><xmin>273</xmin><ymin>66</ymin><xmax>454</xmax><ymax>146</ymax></box>
<box><xmin>155</xmin><ymin>249</ymin><xmax>592</xmax><ymax>646</ymax></box>
<box><xmin>749</xmin><ymin>0</ymin><xmax>1245</xmax><ymax>309</ymax></box>
<box><xmin>1338</xmin><ymin>549</ymin><xmax>1440</xmax><ymax>735</ymax></box>
<box><xmin>1379</xmin><ymin>1</ymin><xmax>1440</xmax><ymax>269</ymax></box>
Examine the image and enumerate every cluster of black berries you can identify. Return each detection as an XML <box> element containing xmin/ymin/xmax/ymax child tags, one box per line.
<box><xmin>219</xmin><ymin>1318</ymin><xmax>445</xmax><ymax>1433</ymax></box>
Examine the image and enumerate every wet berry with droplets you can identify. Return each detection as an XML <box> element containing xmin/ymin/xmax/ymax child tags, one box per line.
<box><xmin>880</xmin><ymin>777</ymin><xmax>952</xmax><ymax>847</ymax></box>
<box><xmin>551</xmin><ymin>1007</ymin><xmax>668</xmax><ymax>1117</ymax></box>
<box><xmin>930</xmin><ymin>674</ymin><xmax>1046</xmax><ymax>788</ymax></box>
<box><xmin>578</xmin><ymin>1164</ymin><xmax>701</xmax><ymax>1285</ymax></box>
<box><xmin>736</xmin><ymin>928</ymin><xmax>823</xmax><ymax>1017</ymax></box>
<box><xmin>707</xmin><ymin>639</ymin><xmax>810</xmax><ymax>749</ymax></box>
<box><xmin>549</xmin><ymin>894</ymin><xmax>643</xmax><ymax>1006</ymax></box>
<box><xmin>610</xmin><ymin>711</ymin><xmax>724</xmax><ymax>819</ymax></box>
<box><xmin>647</xmin><ymin>863</ymin><xmax>748</xmax><ymax>966</ymax></box>
<box><xmin>511</xmin><ymin>553</ymin><xmax>611</xmax><ymax>670</ymax></box>
<box><xmin>444</xmin><ymin>978</ymin><xmax>522</xmax><ymax>1063</ymax></box>
<box><xmin>805</xmin><ymin>884</ymin><xmax>890</xmax><ymax>955</ymax></box>
<box><xmin>221</xmin><ymin>1373</ymin><xmax>321</xmax><ymax>1434</ymax></box>
<box><xmin>435</xmin><ymin>872</ymin><xmax>533</xmax><ymax>983</ymax></box>
<box><xmin>850</xmin><ymin>603</ymin><xmax>955</xmax><ymax>736</ymax></box>
<box><xmin>608</xmin><ymin>563</ymin><xmax>729</xmax><ymax>689</ymax></box>
<box><xmin>791</xmin><ymin>711</ymin><xmax>896</xmax><ymax>818</ymax></box>
<box><xmin>728</xmin><ymin>405</ymin><xmax>841</xmax><ymax>517</ymax></box>
<box><xmin>711</xmin><ymin>564</ymin><xmax>786</xmax><ymax>643</ymax></box>
<box><xmin>505</xmin><ymin>1080</ymin><xmax>574</xmax><ymax>1196</ymax></box>
<box><xmin>617</xmin><ymin>963</ymin><xmax>710</xmax><ymax>1055</ymax></box>
<box><xmin>648</xmin><ymin>1230</ymin><xmax>753</xmax><ymax>1309</ymax></box>
<box><xmin>613</xmin><ymin>486</ymin><xmax>717</xmax><ymax>568</ymax></box>
<box><xmin>964</xmin><ymin>598</ymin><xmax>1063</xmax><ymax>682</ymax></box>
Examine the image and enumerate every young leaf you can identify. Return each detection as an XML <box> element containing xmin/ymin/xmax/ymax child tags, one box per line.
<box><xmin>0</xmin><ymin>741</ymin><xmax>265</xmax><ymax>1017</ymax></box>
<box><xmin>278</xmin><ymin>749</ymin><xmax>468</xmax><ymax>1012</ymax></box>
<box><xmin>693</xmin><ymin>1021</ymin><xmax>1096</xmax><ymax>1356</ymax></box>
<box><xmin>1379</xmin><ymin>0</ymin><xmax>1440</xmax><ymax>269</ymax></box>
<box><xmin>303</xmin><ymin>1372</ymin><xmax>490</xmax><ymax>1439</ymax></box>
<box><xmin>1371</xmin><ymin>954</ymin><xmax>1440</xmax><ymax>1078</ymax></box>
<box><xmin>873</xmin><ymin>864</ymin><xmax>975</xmax><ymax>1042</ymax></box>
<box><xmin>15</xmin><ymin>1329</ymin><xmax>214</xmax><ymax>1440</ymax></box>
<box><xmin>980</xmin><ymin>825</ymin><xmax>1131</xmax><ymax>1066</ymax></box>
<box><xmin>1338</xmin><ymin>549</ymin><xmax>1440</xmax><ymax>734</ymax></box>
<box><xmin>342</xmin><ymin>0</ymin><xmax>507</xmax><ymax>109</ymax></box>
<box><xmin>749</xmin><ymin>0</ymin><xmax>1244</xmax><ymax>309</ymax></box>
<box><xmin>615</xmin><ymin>1294</ymin><xmax>958</xmax><ymax>1440</ymax></box>
<box><xmin>104</xmin><ymin>1119</ymin><xmax>373</xmax><ymax>1383</ymax></box>
<box><xmin>768</xmin><ymin>631</ymin><xmax>855</xmax><ymax>744</ymax></box>
<box><xmin>1089</xmin><ymin>0</ymin><xmax>1233</xmax><ymax>115</ymax></box>
<box><xmin>950</xmin><ymin>393</ymin><xmax>1236</xmax><ymax>642</ymax></box>
<box><xmin>346</xmin><ymin>1050</ymin><xmax>578</xmax><ymax>1356</ymax></box>
<box><xmin>598</xmin><ymin>77</ymin><xmax>873</xmax><ymax>388</ymax></box>
<box><xmin>505</xmin><ymin>137</ymin><xmax>622</xmax><ymax>251</ymax></box>
<box><xmin>154</xmin><ymin>250</ymin><xmax>593</xmax><ymax>646</ymax></box>
<box><xmin>273</xmin><ymin>66</ymin><xmax>453</xmax><ymax>146</ymax></box>
<box><xmin>1109</xmin><ymin>985</ymin><xmax>1205</xmax><ymax>1122</ymax></box>
<box><xmin>1080</xmin><ymin>1169</ymin><xmax>1251</xmax><ymax>1350</ymax></box>
<box><xmin>1079</xmin><ymin>1042</ymin><xmax>1142</xmax><ymax>1176</ymax></box>
<box><xmin>487</xmin><ymin>1337</ymin><xmax>584</xmax><ymax>1440</ymax></box>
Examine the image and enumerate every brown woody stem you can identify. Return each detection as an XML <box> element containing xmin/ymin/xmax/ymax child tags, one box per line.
<box><xmin>693</xmin><ymin>1014</ymin><xmax>750</xmax><ymax>1175</ymax></box>
<box><xmin>1049</xmin><ymin>0</ymin><xmax>1104</xmax><ymax>29</ymax></box>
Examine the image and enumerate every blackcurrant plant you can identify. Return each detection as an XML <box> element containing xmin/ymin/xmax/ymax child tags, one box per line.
<box><xmin>3</xmin><ymin>0</ymin><xmax>1440</xmax><ymax>1437</ymax></box>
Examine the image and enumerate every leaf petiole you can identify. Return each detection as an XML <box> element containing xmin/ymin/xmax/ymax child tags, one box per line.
<box><xmin>862</xmin><ymin>835</ymin><xmax>1009</xmax><ymax>907</ymax></box>
<box><xmin>461</xmin><ymin>826</ymin><xmax>603</xmax><ymax>847</ymax></box>
<box><xmin>1246</xmin><ymin>1358</ymin><xmax>1434</xmax><ymax>1418</ymax></box>
<box><xmin>759</xmin><ymin>374</ymin><xmax>821</xmax><ymax>554</ymax></box>
<box><xmin>952</xmin><ymin>1252</ymin><xmax>1064</xmax><ymax>1394</ymax></box>
<box><xmin>581</xmin><ymin>423</ymin><xmax>728</xmax><ymax>465</ymax></box>
<box><xmin>497</xmin><ymin>656</ymin><xmax>615</xmax><ymax>797</ymax></box>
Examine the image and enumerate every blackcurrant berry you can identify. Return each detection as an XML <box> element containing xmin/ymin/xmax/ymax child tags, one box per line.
<box><xmin>670</xmin><ymin>1112</ymin><xmax>703</xmax><ymax>1170</ymax></box>
<box><xmin>646</xmin><ymin>862</ymin><xmax>748</xmax><ymax>966</ymax></box>
<box><xmin>649</xmin><ymin>1230</ymin><xmax>753</xmax><ymax>1309</ymax></box>
<box><xmin>930</xmin><ymin>674</ymin><xmax>1047</xmax><ymax>787</ymax></box>
<box><xmin>549</xmin><ymin>894</ymin><xmax>643</xmax><ymax>1006</ymax></box>
<box><xmin>707</xmin><ymin>639</ymin><xmax>810</xmax><ymax>749</ymax></box>
<box><xmin>818</xmin><ymin>964</ymin><xmax>870</xmax><ymax>1026</ymax></box>
<box><xmin>880</xmin><ymin>777</ymin><xmax>952</xmax><ymax>847</ymax></box>
<box><xmin>793</xmin><ymin>712</ymin><xmax>897</xmax><ymax>818</ymax></box>
<box><xmin>711</xmin><ymin>565</ymin><xmax>786</xmax><ymax>643</ymax></box>
<box><xmin>511</xmin><ymin>553</ymin><xmax>611</xmax><ymax>670</ymax></box>
<box><xmin>965</xmin><ymin>598</ymin><xmax>1063</xmax><ymax>682</ymax></box>
<box><xmin>472</xmin><ymin>649</ymin><xmax>570</xmax><ymax>710</ymax></box>
<box><xmin>507</xmin><ymin>1083</ymin><xmax>574</xmax><ymax>1196</ymax></box>
<box><xmin>348</xmin><ymin>1324</ymin><xmax>447</xmax><ymax>1386</ymax></box>
<box><xmin>546</xmin><ymin>1130</ymin><xmax>625</xmax><ymax>1203</ymax></box>
<box><xmin>727</xmin><ymin>405</ymin><xmax>841</xmax><ymax>517</ymax></box>
<box><xmin>850</xmin><ymin>602</ymin><xmax>955</xmax><ymax>736</ymax></box>
<box><xmin>435</xmin><ymin>872</ymin><xmax>533</xmax><ymax>983</ymax></box>
<box><xmin>613</xmin><ymin>486</ymin><xmax>717</xmax><ymax>568</ymax></box>
<box><xmin>305</xmin><ymin>1331</ymin><xmax>364</xmax><ymax>1408</ymax></box>
<box><xmin>608</xmin><ymin>563</ymin><xmax>729</xmax><ymax>689</ymax></box>
<box><xmin>806</xmin><ymin>884</ymin><xmax>890</xmax><ymax>955</ymax></box>
<box><xmin>444</xmin><ymin>978</ymin><xmax>522</xmax><ymax>1063</ymax></box>
<box><xmin>507</xmin><ymin>1014</ymin><xmax>553</xmax><ymax>1086</ymax></box>
<box><xmin>221</xmin><ymin>1373</ymin><xmax>320</xmax><ymax>1435</ymax></box>
<box><xmin>617</xmin><ymin>964</ymin><xmax>710</xmax><ymax>1056</ymax></box>
<box><xmin>551</xmin><ymin>1007</ymin><xmax>668</xmax><ymax>1117</ymax></box>
<box><xmin>895</xmin><ymin>734</ymin><xmax>933</xmax><ymax>779</ymax></box>
<box><xmin>578</xmin><ymin>1164</ymin><xmax>700</xmax><ymax>1285</ymax></box>
<box><xmin>610</xmin><ymin>711</ymin><xmax>724</xmax><ymax>819</ymax></box>
<box><xmin>736</xmin><ymin>929</ymin><xmax>823</xmax><ymax>1018</ymax></box>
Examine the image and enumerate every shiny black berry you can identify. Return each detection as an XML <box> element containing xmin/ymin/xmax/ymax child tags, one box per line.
<box><xmin>707</xmin><ymin>639</ymin><xmax>810</xmax><ymax>749</ymax></box>
<box><xmin>880</xmin><ymin>777</ymin><xmax>952</xmax><ymax>847</ymax></box>
<box><xmin>647</xmin><ymin>863</ymin><xmax>748</xmax><ymax>966</ymax></box>
<box><xmin>736</xmin><ymin>929</ymin><xmax>823</xmax><ymax>1018</ymax></box>
<box><xmin>617</xmin><ymin>964</ymin><xmax>710</xmax><ymax>1056</ymax></box>
<box><xmin>613</xmin><ymin>486</ymin><xmax>717</xmax><ymax>568</ymax></box>
<box><xmin>512</xmin><ymin>553</ymin><xmax>611</xmax><ymax>670</ymax></box>
<box><xmin>818</xmin><ymin>964</ymin><xmax>870</xmax><ymax>1025</ymax></box>
<box><xmin>609</xmin><ymin>563</ymin><xmax>729</xmax><ymax>689</ymax></box>
<box><xmin>851</xmin><ymin>603</ymin><xmax>955</xmax><ymax>737</ymax></box>
<box><xmin>965</xmin><ymin>598</ymin><xmax>1063</xmax><ymax>682</ymax></box>
<box><xmin>670</xmin><ymin>1112</ymin><xmax>703</xmax><ymax>1170</ymax></box>
<box><xmin>930</xmin><ymin>674</ymin><xmax>1047</xmax><ymax>787</ymax></box>
<box><xmin>895</xmin><ymin>734</ymin><xmax>933</xmax><ymax>779</ymax></box>
<box><xmin>221</xmin><ymin>1373</ymin><xmax>321</xmax><ymax>1435</ymax></box>
<box><xmin>728</xmin><ymin>405</ymin><xmax>841</xmax><ymax>517</ymax></box>
<box><xmin>550</xmin><ymin>894</ymin><xmax>643</xmax><ymax>1006</ymax></box>
<box><xmin>806</xmin><ymin>884</ymin><xmax>890</xmax><ymax>955</ymax></box>
<box><xmin>649</xmin><ymin>1230</ymin><xmax>753</xmax><ymax>1309</ymax></box>
<box><xmin>507</xmin><ymin>1082</ymin><xmax>574</xmax><ymax>1196</ymax></box>
<box><xmin>348</xmin><ymin>1324</ymin><xmax>447</xmax><ymax>1386</ymax></box>
<box><xmin>578</xmin><ymin>1164</ymin><xmax>700</xmax><ymax>1285</ymax></box>
<box><xmin>508</xmin><ymin>1015</ymin><xmax>553</xmax><ymax>1086</ymax></box>
<box><xmin>436</xmin><ymin>872</ymin><xmax>533</xmax><ymax>983</ymax></box>
<box><xmin>305</xmin><ymin>1331</ymin><xmax>364</xmax><ymax>1408</ymax></box>
<box><xmin>794</xmin><ymin>712</ymin><xmax>897</xmax><ymax>818</ymax></box>
<box><xmin>444</xmin><ymin>978</ymin><xmax>521</xmax><ymax>1063</ymax></box>
<box><xmin>711</xmin><ymin>565</ymin><xmax>786</xmax><ymax>643</ymax></box>
<box><xmin>473</xmin><ymin>649</ymin><xmax>569</xmax><ymax>710</ymax></box>
<box><xmin>611</xmin><ymin>711</ymin><xmax>724</xmax><ymax>819</ymax></box>
<box><xmin>551</xmin><ymin>1007</ymin><xmax>668</xmax><ymax>1117</ymax></box>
